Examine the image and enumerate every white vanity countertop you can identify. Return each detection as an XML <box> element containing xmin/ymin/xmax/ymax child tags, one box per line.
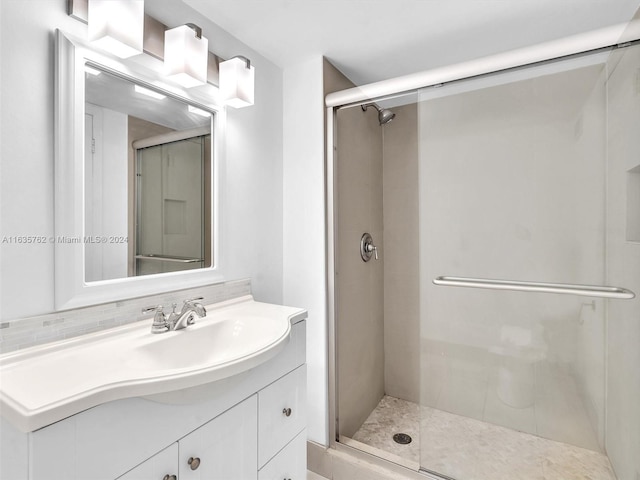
<box><xmin>0</xmin><ymin>296</ymin><xmax>307</xmax><ymax>433</ymax></box>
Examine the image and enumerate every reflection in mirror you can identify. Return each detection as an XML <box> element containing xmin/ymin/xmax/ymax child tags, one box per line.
<box><xmin>84</xmin><ymin>63</ymin><xmax>213</xmax><ymax>282</ymax></box>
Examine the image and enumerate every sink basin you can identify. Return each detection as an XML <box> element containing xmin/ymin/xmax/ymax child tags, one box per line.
<box><xmin>133</xmin><ymin>314</ymin><xmax>288</xmax><ymax>371</ymax></box>
<box><xmin>0</xmin><ymin>296</ymin><xmax>306</xmax><ymax>433</ymax></box>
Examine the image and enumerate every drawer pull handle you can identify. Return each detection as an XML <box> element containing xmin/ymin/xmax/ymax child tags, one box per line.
<box><xmin>188</xmin><ymin>456</ymin><xmax>201</xmax><ymax>470</ymax></box>
<box><xmin>282</xmin><ymin>407</ymin><xmax>292</xmax><ymax>417</ymax></box>
<box><xmin>162</xmin><ymin>475</ymin><xmax>177</xmax><ymax>480</ymax></box>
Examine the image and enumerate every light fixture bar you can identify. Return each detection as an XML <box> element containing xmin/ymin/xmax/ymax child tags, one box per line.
<box><xmin>68</xmin><ymin>0</ymin><xmax>223</xmax><ymax>86</ymax></box>
<box><xmin>184</xmin><ymin>23</ymin><xmax>203</xmax><ymax>39</ymax></box>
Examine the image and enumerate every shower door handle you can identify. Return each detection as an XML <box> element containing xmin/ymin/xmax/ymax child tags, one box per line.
<box><xmin>433</xmin><ymin>276</ymin><xmax>635</xmax><ymax>299</ymax></box>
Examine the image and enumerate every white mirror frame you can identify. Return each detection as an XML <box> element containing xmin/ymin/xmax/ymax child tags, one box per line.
<box><xmin>55</xmin><ymin>30</ymin><xmax>224</xmax><ymax>310</ymax></box>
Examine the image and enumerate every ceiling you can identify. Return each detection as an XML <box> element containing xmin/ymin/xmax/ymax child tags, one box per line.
<box><xmin>183</xmin><ymin>0</ymin><xmax>640</xmax><ymax>86</ymax></box>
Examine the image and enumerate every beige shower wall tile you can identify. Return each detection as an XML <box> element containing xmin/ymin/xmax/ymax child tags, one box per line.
<box><xmin>335</xmin><ymin>100</ymin><xmax>385</xmax><ymax>438</ymax></box>
<box><xmin>381</xmin><ymin>102</ymin><xmax>420</xmax><ymax>405</ymax></box>
<box><xmin>382</xmin><ymin>103</ymin><xmax>418</xmax><ymax>192</ymax></box>
<box><xmin>384</xmin><ymin>272</ymin><xmax>420</xmax><ymax>403</ymax></box>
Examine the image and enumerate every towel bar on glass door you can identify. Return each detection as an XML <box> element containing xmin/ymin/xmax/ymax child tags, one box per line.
<box><xmin>433</xmin><ymin>276</ymin><xmax>635</xmax><ymax>299</ymax></box>
<box><xmin>135</xmin><ymin>254</ymin><xmax>203</xmax><ymax>264</ymax></box>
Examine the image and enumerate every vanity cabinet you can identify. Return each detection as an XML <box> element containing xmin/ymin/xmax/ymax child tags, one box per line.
<box><xmin>258</xmin><ymin>365</ymin><xmax>307</xmax><ymax>468</ymax></box>
<box><xmin>119</xmin><ymin>396</ymin><xmax>258</xmax><ymax>480</ymax></box>
<box><xmin>177</xmin><ymin>395</ymin><xmax>257</xmax><ymax>480</ymax></box>
<box><xmin>258</xmin><ymin>430</ymin><xmax>307</xmax><ymax>480</ymax></box>
<box><xmin>118</xmin><ymin>444</ymin><xmax>178</xmax><ymax>480</ymax></box>
<box><xmin>5</xmin><ymin>318</ymin><xmax>307</xmax><ymax>480</ymax></box>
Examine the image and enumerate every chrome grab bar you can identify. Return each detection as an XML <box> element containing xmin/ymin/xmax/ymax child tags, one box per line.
<box><xmin>433</xmin><ymin>276</ymin><xmax>635</xmax><ymax>299</ymax></box>
<box><xmin>135</xmin><ymin>254</ymin><xmax>203</xmax><ymax>264</ymax></box>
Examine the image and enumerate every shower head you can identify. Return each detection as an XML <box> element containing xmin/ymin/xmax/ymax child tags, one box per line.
<box><xmin>378</xmin><ymin>108</ymin><xmax>396</xmax><ymax>125</ymax></box>
<box><xmin>361</xmin><ymin>103</ymin><xmax>396</xmax><ymax>125</ymax></box>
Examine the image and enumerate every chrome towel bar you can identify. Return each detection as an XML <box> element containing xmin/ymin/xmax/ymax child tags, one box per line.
<box><xmin>135</xmin><ymin>254</ymin><xmax>203</xmax><ymax>264</ymax></box>
<box><xmin>433</xmin><ymin>276</ymin><xmax>635</xmax><ymax>299</ymax></box>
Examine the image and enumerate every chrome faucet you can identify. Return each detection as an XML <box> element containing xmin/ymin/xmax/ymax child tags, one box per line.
<box><xmin>167</xmin><ymin>297</ymin><xmax>207</xmax><ymax>331</ymax></box>
<box><xmin>143</xmin><ymin>297</ymin><xmax>207</xmax><ymax>334</ymax></box>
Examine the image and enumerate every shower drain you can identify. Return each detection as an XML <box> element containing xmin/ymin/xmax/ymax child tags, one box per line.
<box><xmin>392</xmin><ymin>433</ymin><xmax>412</xmax><ymax>445</ymax></box>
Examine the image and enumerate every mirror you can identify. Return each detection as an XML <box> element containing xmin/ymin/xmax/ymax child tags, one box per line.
<box><xmin>55</xmin><ymin>30</ymin><xmax>223</xmax><ymax>310</ymax></box>
<box><xmin>84</xmin><ymin>65</ymin><xmax>212</xmax><ymax>281</ymax></box>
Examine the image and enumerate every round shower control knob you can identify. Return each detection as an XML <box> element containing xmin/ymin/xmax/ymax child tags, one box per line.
<box><xmin>360</xmin><ymin>233</ymin><xmax>379</xmax><ymax>262</ymax></box>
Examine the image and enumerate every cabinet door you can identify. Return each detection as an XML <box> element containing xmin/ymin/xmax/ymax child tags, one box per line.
<box><xmin>258</xmin><ymin>430</ymin><xmax>306</xmax><ymax>480</ymax></box>
<box><xmin>179</xmin><ymin>395</ymin><xmax>258</xmax><ymax>480</ymax></box>
<box><xmin>258</xmin><ymin>365</ymin><xmax>306</xmax><ymax>467</ymax></box>
<box><xmin>117</xmin><ymin>443</ymin><xmax>178</xmax><ymax>480</ymax></box>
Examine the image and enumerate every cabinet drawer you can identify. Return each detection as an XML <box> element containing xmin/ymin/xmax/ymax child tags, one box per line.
<box><xmin>258</xmin><ymin>365</ymin><xmax>306</xmax><ymax>468</ymax></box>
<box><xmin>258</xmin><ymin>429</ymin><xmax>306</xmax><ymax>480</ymax></box>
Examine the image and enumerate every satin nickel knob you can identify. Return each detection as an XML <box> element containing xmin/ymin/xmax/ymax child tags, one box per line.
<box><xmin>162</xmin><ymin>475</ymin><xmax>176</xmax><ymax>480</ymax></box>
<box><xmin>360</xmin><ymin>233</ymin><xmax>379</xmax><ymax>262</ymax></box>
<box><xmin>282</xmin><ymin>407</ymin><xmax>292</xmax><ymax>417</ymax></box>
<box><xmin>188</xmin><ymin>456</ymin><xmax>201</xmax><ymax>470</ymax></box>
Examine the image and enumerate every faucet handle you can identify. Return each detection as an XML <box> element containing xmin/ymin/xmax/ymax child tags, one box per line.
<box><xmin>181</xmin><ymin>297</ymin><xmax>207</xmax><ymax>324</ymax></box>
<box><xmin>183</xmin><ymin>296</ymin><xmax>204</xmax><ymax>304</ymax></box>
<box><xmin>143</xmin><ymin>305</ymin><xmax>169</xmax><ymax>334</ymax></box>
<box><xmin>142</xmin><ymin>305</ymin><xmax>163</xmax><ymax>315</ymax></box>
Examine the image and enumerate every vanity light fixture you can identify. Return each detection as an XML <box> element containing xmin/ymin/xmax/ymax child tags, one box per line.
<box><xmin>87</xmin><ymin>0</ymin><xmax>144</xmax><ymax>59</ymax></box>
<box><xmin>164</xmin><ymin>24</ymin><xmax>209</xmax><ymax>88</ymax></box>
<box><xmin>134</xmin><ymin>85</ymin><xmax>166</xmax><ymax>100</ymax></box>
<box><xmin>220</xmin><ymin>56</ymin><xmax>255</xmax><ymax>108</ymax></box>
<box><xmin>188</xmin><ymin>105</ymin><xmax>212</xmax><ymax>117</ymax></box>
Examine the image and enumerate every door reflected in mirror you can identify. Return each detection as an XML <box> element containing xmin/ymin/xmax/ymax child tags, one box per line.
<box><xmin>84</xmin><ymin>64</ymin><xmax>213</xmax><ymax>282</ymax></box>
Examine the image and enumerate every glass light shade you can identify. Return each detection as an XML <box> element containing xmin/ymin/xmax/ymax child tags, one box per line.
<box><xmin>164</xmin><ymin>25</ymin><xmax>209</xmax><ymax>88</ymax></box>
<box><xmin>220</xmin><ymin>57</ymin><xmax>255</xmax><ymax>108</ymax></box>
<box><xmin>88</xmin><ymin>0</ymin><xmax>144</xmax><ymax>58</ymax></box>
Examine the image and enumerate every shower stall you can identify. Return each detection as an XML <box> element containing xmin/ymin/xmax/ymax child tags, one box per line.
<box><xmin>327</xmin><ymin>19</ymin><xmax>640</xmax><ymax>480</ymax></box>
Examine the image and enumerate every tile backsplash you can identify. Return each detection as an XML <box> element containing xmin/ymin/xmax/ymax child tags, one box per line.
<box><xmin>0</xmin><ymin>279</ymin><xmax>251</xmax><ymax>354</ymax></box>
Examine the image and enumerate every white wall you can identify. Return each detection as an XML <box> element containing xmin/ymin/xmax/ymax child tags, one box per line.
<box><xmin>282</xmin><ymin>56</ymin><xmax>327</xmax><ymax>445</ymax></box>
<box><xmin>84</xmin><ymin>104</ymin><xmax>128</xmax><ymax>282</ymax></box>
<box><xmin>1</xmin><ymin>0</ymin><xmax>79</xmax><ymax>318</ymax></box>
<box><xmin>0</xmin><ymin>0</ymin><xmax>284</xmax><ymax>319</ymax></box>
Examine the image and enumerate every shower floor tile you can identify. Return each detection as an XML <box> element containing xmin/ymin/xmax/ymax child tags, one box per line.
<box><xmin>352</xmin><ymin>396</ymin><xmax>421</xmax><ymax>463</ymax></box>
<box><xmin>351</xmin><ymin>395</ymin><xmax>617</xmax><ymax>480</ymax></box>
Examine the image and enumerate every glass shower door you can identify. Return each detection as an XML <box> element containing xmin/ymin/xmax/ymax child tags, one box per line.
<box><xmin>418</xmin><ymin>48</ymin><xmax>638</xmax><ymax>479</ymax></box>
<box><xmin>136</xmin><ymin>136</ymin><xmax>205</xmax><ymax>276</ymax></box>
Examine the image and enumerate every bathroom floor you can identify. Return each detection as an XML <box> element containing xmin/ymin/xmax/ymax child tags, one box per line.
<box><xmin>352</xmin><ymin>396</ymin><xmax>617</xmax><ymax>480</ymax></box>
